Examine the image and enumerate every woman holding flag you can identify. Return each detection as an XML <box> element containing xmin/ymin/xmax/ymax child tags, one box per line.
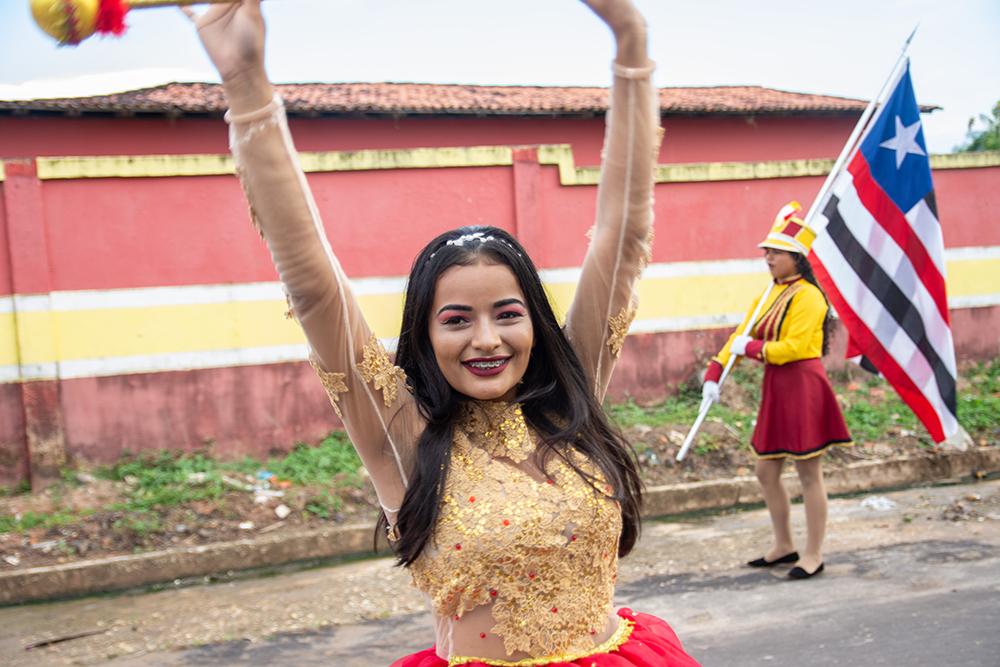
<box><xmin>701</xmin><ymin>202</ymin><xmax>852</xmax><ymax>580</ymax></box>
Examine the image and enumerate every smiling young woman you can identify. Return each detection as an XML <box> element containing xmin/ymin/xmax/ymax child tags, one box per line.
<box><xmin>428</xmin><ymin>260</ymin><xmax>534</xmax><ymax>403</ymax></box>
<box><xmin>186</xmin><ymin>0</ymin><xmax>700</xmax><ymax>664</ymax></box>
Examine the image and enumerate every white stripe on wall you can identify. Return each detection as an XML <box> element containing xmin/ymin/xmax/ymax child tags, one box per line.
<box><xmin>4</xmin><ymin>289</ymin><xmax>999</xmax><ymax>383</ymax></box>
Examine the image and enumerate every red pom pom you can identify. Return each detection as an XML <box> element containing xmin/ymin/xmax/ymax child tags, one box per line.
<box><xmin>97</xmin><ymin>0</ymin><xmax>128</xmax><ymax>36</ymax></box>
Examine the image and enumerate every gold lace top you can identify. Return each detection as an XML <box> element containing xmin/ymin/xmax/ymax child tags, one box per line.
<box><xmin>410</xmin><ymin>402</ymin><xmax>621</xmax><ymax>657</ymax></box>
<box><xmin>226</xmin><ymin>59</ymin><xmax>660</xmax><ymax>661</ymax></box>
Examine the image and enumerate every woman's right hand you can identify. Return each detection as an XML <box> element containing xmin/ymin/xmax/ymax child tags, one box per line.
<box><xmin>183</xmin><ymin>0</ymin><xmax>271</xmax><ymax>110</ymax></box>
<box><xmin>700</xmin><ymin>381</ymin><xmax>720</xmax><ymax>413</ymax></box>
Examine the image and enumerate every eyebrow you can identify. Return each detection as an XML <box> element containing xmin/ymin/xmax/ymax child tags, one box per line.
<box><xmin>436</xmin><ymin>298</ymin><xmax>525</xmax><ymax>315</ymax></box>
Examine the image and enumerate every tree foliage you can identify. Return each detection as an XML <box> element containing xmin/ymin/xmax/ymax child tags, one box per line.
<box><xmin>956</xmin><ymin>100</ymin><xmax>1000</xmax><ymax>152</ymax></box>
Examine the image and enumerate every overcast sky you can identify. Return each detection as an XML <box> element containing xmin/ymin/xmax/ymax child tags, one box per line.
<box><xmin>1</xmin><ymin>0</ymin><xmax>998</xmax><ymax>153</ymax></box>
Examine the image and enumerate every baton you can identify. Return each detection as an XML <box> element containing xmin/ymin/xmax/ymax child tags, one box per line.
<box><xmin>676</xmin><ymin>280</ymin><xmax>775</xmax><ymax>462</ymax></box>
<box><xmin>31</xmin><ymin>0</ymin><xmax>257</xmax><ymax>46</ymax></box>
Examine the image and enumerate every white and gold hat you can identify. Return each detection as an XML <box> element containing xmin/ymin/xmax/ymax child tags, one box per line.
<box><xmin>758</xmin><ymin>201</ymin><xmax>816</xmax><ymax>255</ymax></box>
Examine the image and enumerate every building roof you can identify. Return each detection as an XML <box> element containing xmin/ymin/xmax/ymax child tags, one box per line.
<box><xmin>0</xmin><ymin>81</ymin><xmax>895</xmax><ymax>118</ymax></box>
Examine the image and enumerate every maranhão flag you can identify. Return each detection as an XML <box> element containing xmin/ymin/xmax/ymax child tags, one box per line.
<box><xmin>809</xmin><ymin>61</ymin><xmax>959</xmax><ymax>444</ymax></box>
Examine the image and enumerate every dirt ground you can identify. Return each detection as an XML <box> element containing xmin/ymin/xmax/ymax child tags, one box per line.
<box><xmin>2</xmin><ymin>363</ymin><xmax>994</xmax><ymax>572</ymax></box>
<box><xmin>4</xmin><ymin>480</ymin><xmax>998</xmax><ymax>667</ymax></box>
<box><xmin>0</xmin><ymin>433</ymin><xmax>952</xmax><ymax>572</ymax></box>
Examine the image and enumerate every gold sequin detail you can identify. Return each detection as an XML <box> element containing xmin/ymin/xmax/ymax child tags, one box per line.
<box><xmin>410</xmin><ymin>402</ymin><xmax>621</xmax><ymax>657</ymax></box>
<box><xmin>308</xmin><ymin>357</ymin><xmax>348</xmax><ymax>418</ymax></box>
<box><xmin>357</xmin><ymin>335</ymin><xmax>406</xmax><ymax>407</ymax></box>
<box><xmin>606</xmin><ymin>304</ymin><xmax>637</xmax><ymax>359</ymax></box>
<box><xmin>448</xmin><ymin>617</ymin><xmax>634</xmax><ymax>666</ymax></box>
<box><xmin>462</xmin><ymin>402</ymin><xmax>534</xmax><ymax>464</ymax></box>
<box><xmin>233</xmin><ymin>165</ymin><xmax>264</xmax><ymax>239</ymax></box>
<box><xmin>639</xmin><ymin>225</ymin><xmax>655</xmax><ymax>271</ymax></box>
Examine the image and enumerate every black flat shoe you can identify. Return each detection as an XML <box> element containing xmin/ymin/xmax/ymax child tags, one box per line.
<box><xmin>788</xmin><ymin>562</ymin><xmax>825</xmax><ymax>579</ymax></box>
<box><xmin>747</xmin><ymin>551</ymin><xmax>799</xmax><ymax>567</ymax></box>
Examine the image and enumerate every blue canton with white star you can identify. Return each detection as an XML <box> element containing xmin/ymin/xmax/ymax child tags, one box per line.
<box><xmin>859</xmin><ymin>63</ymin><xmax>933</xmax><ymax>214</ymax></box>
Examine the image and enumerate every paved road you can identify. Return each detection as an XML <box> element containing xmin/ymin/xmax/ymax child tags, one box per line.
<box><xmin>5</xmin><ymin>480</ymin><xmax>999</xmax><ymax>666</ymax></box>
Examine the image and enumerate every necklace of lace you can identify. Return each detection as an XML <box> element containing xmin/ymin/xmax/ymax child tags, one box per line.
<box><xmin>460</xmin><ymin>401</ymin><xmax>535</xmax><ymax>463</ymax></box>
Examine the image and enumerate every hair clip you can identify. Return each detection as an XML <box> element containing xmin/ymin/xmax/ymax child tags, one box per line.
<box><xmin>427</xmin><ymin>231</ymin><xmax>522</xmax><ymax>262</ymax></box>
<box><xmin>446</xmin><ymin>232</ymin><xmax>494</xmax><ymax>247</ymax></box>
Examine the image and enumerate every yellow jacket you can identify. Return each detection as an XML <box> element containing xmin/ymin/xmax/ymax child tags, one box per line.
<box><xmin>708</xmin><ymin>278</ymin><xmax>827</xmax><ymax>377</ymax></box>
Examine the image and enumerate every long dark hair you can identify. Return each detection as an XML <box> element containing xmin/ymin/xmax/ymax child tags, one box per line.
<box><xmin>381</xmin><ymin>225</ymin><xmax>642</xmax><ymax>567</ymax></box>
<box><xmin>798</xmin><ymin>253</ymin><xmax>833</xmax><ymax>356</ymax></box>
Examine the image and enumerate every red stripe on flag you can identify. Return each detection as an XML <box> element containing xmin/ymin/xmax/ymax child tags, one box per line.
<box><xmin>847</xmin><ymin>153</ymin><xmax>950</xmax><ymax>323</ymax></box>
<box><xmin>811</xmin><ymin>254</ymin><xmax>946</xmax><ymax>442</ymax></box>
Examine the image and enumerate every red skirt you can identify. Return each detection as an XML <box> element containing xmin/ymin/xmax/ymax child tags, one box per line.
<box><xmin>751</xmin><ymin>358</ymin><xmax>852</xmax><ymax>460</ymax></box>
<box><xmin>390</xmin><ymin>608</ymin><xmax>700</xmax><ymax>666</ymax></box>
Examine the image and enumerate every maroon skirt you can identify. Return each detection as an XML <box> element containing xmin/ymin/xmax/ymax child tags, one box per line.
<box><xmin>390</xmin><ymin>608</ymin><xmax>701</xmax><ymax>666</ymax></box>
<box><xmin>751</xmin><ymin>358</ymin><xmax>852</xmax><ymax>460</ymax></box>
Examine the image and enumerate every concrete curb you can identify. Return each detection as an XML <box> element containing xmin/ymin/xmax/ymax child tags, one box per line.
<box><xmin>2</xmin><ymin>447</ymin><xmax>997</xmax><ymax>606</ymax></box>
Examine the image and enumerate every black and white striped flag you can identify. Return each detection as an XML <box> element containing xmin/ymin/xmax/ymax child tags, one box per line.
<box><xmin>810</xmin><ymin>61</ymin><xmax>958</xmax><ymax>443</ymax></box>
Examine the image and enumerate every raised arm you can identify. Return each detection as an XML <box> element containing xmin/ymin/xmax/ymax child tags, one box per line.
<box><xmin>186</xmin><ymin>1</ymin><xmax>419</xmax><ymax>518</ymax></box>
<box><xmin>564</xmin><ymin>0</ymin><xmax>662</xmax><ymax>402</ymax></box>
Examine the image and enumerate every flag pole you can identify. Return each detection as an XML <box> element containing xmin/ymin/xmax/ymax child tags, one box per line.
<box><xmin>803</xmin><ymin>25</ymin><xmax>919</xmax><ymax>227</ymax></box>
<box><xmin>676</xmin><ymin>27</ymin><xmax>919</xmax><ymax>463</ymax></box>
<box><xmin>675</xmin><ymin>280</ymin><xmax>774</xmax><ymax>462</ymax></box>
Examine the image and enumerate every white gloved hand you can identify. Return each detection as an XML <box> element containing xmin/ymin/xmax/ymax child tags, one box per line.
<box><xmin>700</xmin><ymin>380</ymin><xmax>720</xmax><ymax>413</ymax></box>
<box><xmin>731</xmin><ymin>335</ymin><xmax>752</xmax><ymax>356</ymax></box>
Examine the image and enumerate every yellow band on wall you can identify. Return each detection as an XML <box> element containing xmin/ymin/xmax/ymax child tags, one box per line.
<box><xmin>31</xmin><ymin>147</ymin><xmax>1000</xmax><ymax>185</ymax></box>
<box><xmin>1</xmin><ymin>253</ymin><xmax>997</xmax><ymax>375</ymax></box>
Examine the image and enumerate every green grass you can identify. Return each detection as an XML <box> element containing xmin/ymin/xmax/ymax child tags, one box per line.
<box><xmin>92</xmin><ymin>432</ymin><xmax>363</xmax><ymax>516</ymax></box>
<box><xmin>100</xmin><ymin>451</ymin><xmax>228</xmax><ymax>513</ymax></box>
<box><xmin>0</xmin><ymin>480</ymin><xmax>31</xmax><ymax>498</ymax></box>
<box><xmin>304</xmin><ymin>491</ymin><xmax>343</xmax><ymax>519</ymax></box>
<box><xmin>841</xmin><ymin>394</ymin><xmax>921</xmax><ymax>443</ymax></box>
<box><xmin>958</xmin><ymin>394</ymin><xmax>1000</xmax><ymax>434</ymax></box>
<box><xmin>966</xmin><ymin>359</ymin><xmax>1000</xmax><ymax>395</ymax></box>
<box><xmin>112</xmin><ymin>511</ymin><xmax>163</xmax><ymax>536</ymax></box>
<box><xmin>263</xmin><ymin>432</ymin><xmax>362</xmax><ymax>486</ymax></box>
<box><xmin>608</xmin><ymin>358</ymin><xmax>998</xmax><ymax>447</ymax></box>
<box><xmin>606</xmin><ymin>364</ymin><xmax>761</xmax><ymax>444</ymax></box>
<box><xmin>2</xmin><ymin>359</ymin><xmax>996</xmax><ymax>536</ymax></box>
<box><xmin>0</xmin><ymin>508</ymin><xmax>92</xmax><ymax>534</ymax></box>
<box><xmin>0</xmin><ymin>433</ymin><xmax>364</xmax><ymax>535</ymax></box>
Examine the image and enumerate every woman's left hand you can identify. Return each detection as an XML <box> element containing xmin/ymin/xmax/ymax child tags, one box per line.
<box><xmin>731</xmin><ymin>335</ymin><xmax>752</xmax><ymax>356</ymax></box>
<box><xmin>579</xmin><ymin>0</ymin><xmax>645</xmax><ymax>34</ymax></box>
<box><xmin>579</xmin><ymin>0</ymin><xmax>648</xmax><ymax>65</ymax></box>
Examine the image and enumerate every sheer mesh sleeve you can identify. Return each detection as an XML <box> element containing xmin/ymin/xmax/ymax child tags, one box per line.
<box><xmin>227</xmin><ymin>95</ymin><xmax>422</xmax><ymax>518</ymax></box>
<box><xmin>564</xmin><ymin>63</ymin><xmax>662</xmax><ymax>402</ymax></box>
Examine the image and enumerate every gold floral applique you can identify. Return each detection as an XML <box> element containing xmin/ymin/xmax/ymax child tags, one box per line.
<box><xmin>606</xmin><ymin>303</ymin><xmax>637</xmax><ymax>358</ymax></box>
<box><xmin>309</xmin><ymin>358</ymin><xmax>348</xmax><ymax>418</ymax></box>
<box><xmin>409</xmin><ymin>428</ymin><xmax>621</xmax><ymax>657</ymax></box>
<box><xmin>462</xmin><ymin>402</ymin><xmax>534</xmax><ymax>464</ymax></box>
<box><xmin>639</xmin><ymin>225</ymin><xmax>655</xmax><ymax>271</ymax></box>
<box><xmin>357</xmin><ymin>335</ymin><xmax>406</xmax><ymax>407</ymax></box>
<box><xmin>233</xmin><ymin>165</ymin><xmax>265</xmax><ymax>240</ymax></box>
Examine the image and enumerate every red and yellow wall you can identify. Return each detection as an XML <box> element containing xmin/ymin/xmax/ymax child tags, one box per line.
<box><xmin>2</xmin><ymin>112</ymin><xmax>998</xmax><ymax>487</ymax></box>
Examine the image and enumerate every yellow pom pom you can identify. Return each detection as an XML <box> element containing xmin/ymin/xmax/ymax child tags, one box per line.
<box><xmin>31</xmin><ymin>0</ymin><xmax>100</xmax><ymax>45</ymax></box>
